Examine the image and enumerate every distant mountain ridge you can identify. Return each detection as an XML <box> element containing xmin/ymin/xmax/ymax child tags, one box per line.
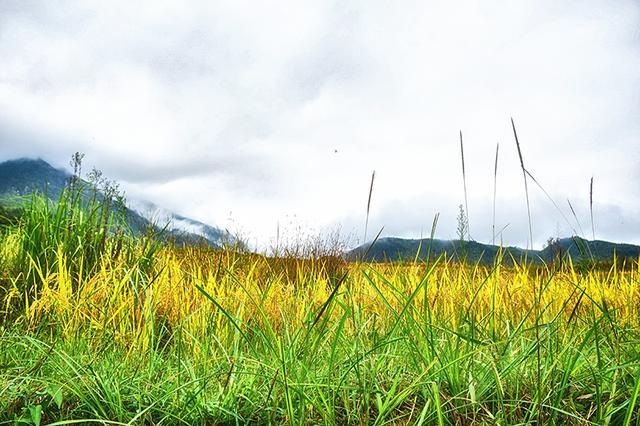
<box><xmin>4</xmin><ymin>158</ymin><xmax>638</xmax><ymax>262</ymax></box>
<box><xmin>0</xmin><ymin>158</ymin><xmax>229</xmax><ymax>247</ymax></box>
<box><xmin>348</xmin><ymin>236</ymin><xmax>640</xmax><ymax>264</ymax></box>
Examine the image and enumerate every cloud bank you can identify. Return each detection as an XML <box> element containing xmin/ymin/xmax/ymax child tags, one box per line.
<box><xmin>1</xmin><ymin>0</ymin><xmax>639</xmax><ymax>248</ymax></box>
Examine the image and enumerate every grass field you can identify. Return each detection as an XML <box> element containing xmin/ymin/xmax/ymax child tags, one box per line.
<box><xmin>1</xmin><ymin>187</ymin><xmax>639</xmax><ymax>425</ymax></box>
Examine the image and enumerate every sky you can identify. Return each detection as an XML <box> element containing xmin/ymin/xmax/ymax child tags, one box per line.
<box><xmin>1</xmin><ymin>0</ymin><xmax>639</xmax><ymax>250</ymax></box>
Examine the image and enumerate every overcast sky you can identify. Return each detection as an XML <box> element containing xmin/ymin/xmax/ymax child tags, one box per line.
<box><xmin>1</xmin><ymin>1</ymin><xmax>639</xmax><ymax>249</ymax></box>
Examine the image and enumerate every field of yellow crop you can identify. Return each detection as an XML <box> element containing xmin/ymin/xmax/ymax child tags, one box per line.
<box><xmin>1</xmin><ymin>192</ymin><xmax>639</xmax><ymax>424</ymax></box>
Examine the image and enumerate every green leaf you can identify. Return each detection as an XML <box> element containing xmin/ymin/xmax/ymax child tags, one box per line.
<box><xmin>47</xmin><ymin>384</ymin><xmax>63</xmax><ymax>409</ymax></box>
<box><xmin>29</xmin><ymin>404</ymin><xmax>42</xmax><ymax>426</ymax></box>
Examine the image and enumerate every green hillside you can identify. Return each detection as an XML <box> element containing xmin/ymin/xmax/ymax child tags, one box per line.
<box><xmin>349</xmin><ymin>236</ymin><xmax>640</xmax><ymax>264</ymax></box>
<box><xmin>0</xmin><ymin>158</ymin><xmax>220</xmax><ymax>246</ymax></box>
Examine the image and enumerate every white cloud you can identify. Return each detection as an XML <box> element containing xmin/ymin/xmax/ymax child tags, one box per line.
<box><xmin>0</xmin><ymin>0</ymin><xmax>639</xmax><ymax>249</ymax></box>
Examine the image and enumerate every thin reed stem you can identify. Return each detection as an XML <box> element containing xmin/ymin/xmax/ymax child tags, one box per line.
<box><xmin>364</xmin><ymin>170</ymin><xmax>375</xmax><ymax>243</ymax></box>
<box><xmin>492</xmin><ymin>142</ymin><xmax>499</xmax><ymax>245</ymax></box>
<box><xmin>459</xmin><ymin>131</ymin><xmax>471</xmax><ymax>240</ymax></box>
<box><xmin>511</xmin><ymin>118</ymin><xmax>533</xmax><ymax>249</ymax></box>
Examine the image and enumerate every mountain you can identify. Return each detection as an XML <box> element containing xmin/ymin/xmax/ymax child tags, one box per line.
<box><xmin>348</xmin><ymin>236</ymin><xmax>640</xmax><ymax>264</ymax></box>
<box><xmin>0</xmin><ymin>158</ymin><xmax>228</xmax><ymax>247</ymax></box>
<box><xmin>0</xmin><ymin>158</ymin><xmax>69</xmax><ymax>200</ymax></box>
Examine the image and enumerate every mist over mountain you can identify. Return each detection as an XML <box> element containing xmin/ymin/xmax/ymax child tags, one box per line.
<box><xmin>128</xmin><ymin>198</ymin><xmax>231</xmax><ymax>246</ymax></box>
<box><xmin>0</xmin><ymin>158</ymin><xmax>229</xmax><ymax>247</ymax></box>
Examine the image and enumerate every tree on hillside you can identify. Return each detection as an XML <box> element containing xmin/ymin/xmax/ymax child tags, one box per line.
<box><xmin>456</xmin><ymin>204</ymin><xmax>469</xmax><ymax>242</ymax></box>
<box><xmin>545</xmin><ymin>237</ymin><xmax>564</xmax><ymax>263</ymax></box>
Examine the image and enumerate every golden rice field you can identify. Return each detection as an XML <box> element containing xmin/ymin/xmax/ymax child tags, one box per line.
<box><xmin>0</xmin><ymin>192</ymin><xmax>639</xmax><ymax>424</ymax></box>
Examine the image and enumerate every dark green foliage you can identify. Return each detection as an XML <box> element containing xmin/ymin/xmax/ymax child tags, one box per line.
<box><xmin>0</xmin><ymin>204</ymin><xmax>20</xmax><ymax>227</ymax></box>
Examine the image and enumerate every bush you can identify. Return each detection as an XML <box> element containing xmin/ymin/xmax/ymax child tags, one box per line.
<box><xmin>16</xmin><ymin>154</ymin><xmax>132</xmax><ymax>294</ymax></box>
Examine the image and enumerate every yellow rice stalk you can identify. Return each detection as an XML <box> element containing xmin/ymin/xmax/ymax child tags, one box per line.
<box><xmin>15</xmin><ymin>244</ymin><xmax>640</xmax><ymax>356</ymax></box>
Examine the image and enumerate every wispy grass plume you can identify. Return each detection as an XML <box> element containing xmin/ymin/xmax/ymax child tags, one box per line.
<box><xmin>492</xmin><ymin>142</ymin><xmax>499</xmax><ymax>245</ymax></box>
<box><xmin>511</xmin><ymin>118</ymin><xmax>533</xmax><ymax>248</ymax></box>
<box><xmin>364</xmin><ymin>170</ymin><xmax>375</xmax><ymax>243</ymax></box>
<box><xmin>590</xmin><ymin>176</ymin><xmax>595</xmax><ymax>240</ymax></box>
<box><xmin>525</xmin><ymin>169</ymin><xmax>578</xmax><ymax>236</ymax></box>
<box><xmin>567</xmin><ymin>198</ymin><xmax>586</xmax><ymax>237</ymax></box>
<box><xmin>459</xmin><ymin>131</ymin><xmax>471</xmax><ymax>239</ymax></box>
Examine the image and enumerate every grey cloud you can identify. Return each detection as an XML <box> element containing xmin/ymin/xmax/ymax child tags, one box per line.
<box><xmin>98</xmin><ymin>153</ymin><xmax>270</xmax><ymax>187</ymax></box>
<box><xmin>0</xmin><ymin>114</ymin><xmax>78</xmax><ymax>168</ymax></box>
<box><xmin>285</xmin><ymin>32</ymin><xmax>368</xmax><ymax>103</ymax></box>
<box><xmin>0</xmin><ymin>111</ymin><xmax>275</xmax><ymax>193</ymax></box>
<box><xmin>215</xmin><ymin>115</ymin><xmax>272</xmax><ymax>146</ymax></box>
